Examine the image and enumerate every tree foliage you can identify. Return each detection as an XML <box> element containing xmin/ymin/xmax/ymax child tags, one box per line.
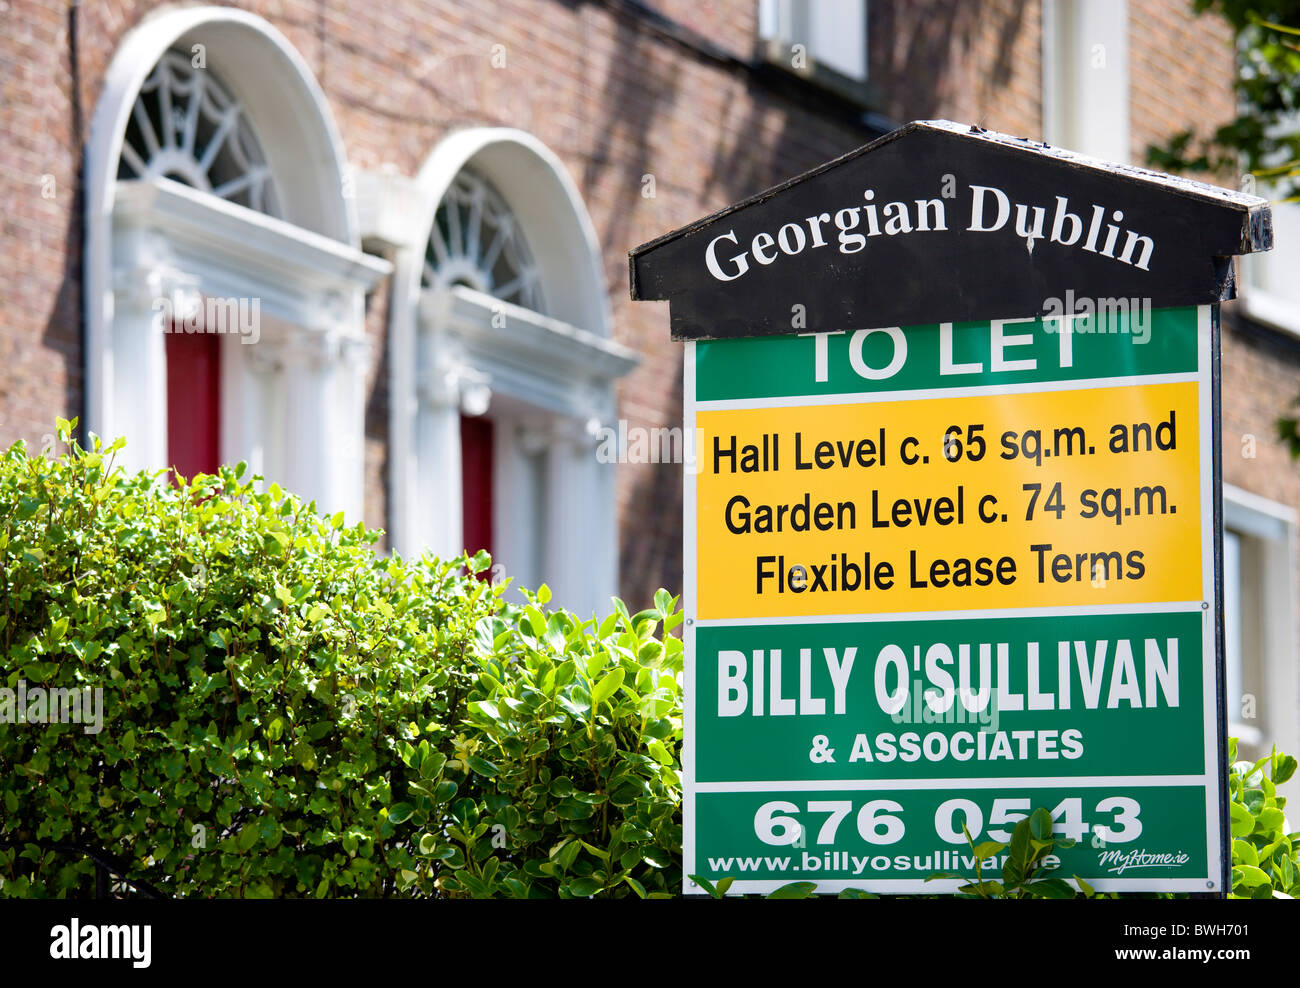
<box><xmin>1148</xmin><ymin>1</ymin><xmax>1300</xmax><ymax>202</ymax></box>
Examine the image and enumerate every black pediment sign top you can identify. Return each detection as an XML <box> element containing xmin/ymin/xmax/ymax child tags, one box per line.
<box><xmin>629</xmin><ymin>120</ymin><xmax>1273</xmax><ymax>341</ymax></box>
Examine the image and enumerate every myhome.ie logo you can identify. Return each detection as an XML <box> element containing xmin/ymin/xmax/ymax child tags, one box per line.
<box><xmin>49</xmin><ymin>918</ymin><xmax>151</xmax><ymax>968</ymax></box>
<box><xmin>1098</xmin><ymin>847</ymin><xmax>1192</xmax><ymax>875</ymax></box>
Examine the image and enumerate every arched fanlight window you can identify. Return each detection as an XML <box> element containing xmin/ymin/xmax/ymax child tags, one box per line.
<box><xmin>421</xmin><ymin>170</ymin><xmax>542</xmax><ymax>311</ymax></box>
<box><xmin>117</xmin><ymin>50</ymin><xmax>281</xmax><ymax>216</ymax></box>
<box><xmin>394</xmin><ymin>130</ymin><xmax>638</xmax><ymax>615</ymax></box>
<box><xmin>86</xmin><ymin>8</ymin><xmax>389</xmax><ymax>521</ymax></box>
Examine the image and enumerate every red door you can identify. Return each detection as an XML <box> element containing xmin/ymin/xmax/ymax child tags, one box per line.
<box><xmin>166</xmin><ymin>329</ymin><xmax>221</xmax><ymax>480</ymax></box>
<box><xmin>460</xmin><ymin>414</ymin><xmax>495</xmax><ymax>560</ymax></box>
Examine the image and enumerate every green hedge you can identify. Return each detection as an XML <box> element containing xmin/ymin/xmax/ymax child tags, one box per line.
<box><xmin>0</xmin><ymin>421</ymin><xmax>682</xmax><ymax>897</ymax></box>
<box><xmin>2</xmin><ymin>422</ymin><xmax>1294</xmax><ymax>900</ymax></box>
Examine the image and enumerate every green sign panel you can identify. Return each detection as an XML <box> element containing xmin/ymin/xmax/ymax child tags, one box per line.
<box><xmin>682</xmin><ymin>306</ymin><xmax>1223</xmax><ymax>894</ymax></box>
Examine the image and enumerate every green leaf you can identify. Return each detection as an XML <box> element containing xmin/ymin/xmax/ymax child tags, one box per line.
<box><xmin>690</xmin><ymin>875</ymin><xmax>722</xmax><ymax>899</ymax></box>
<box><xmin>1233</xmin><ymin>838</ymin><xmax>1259</xmax><ymax>868</ymax></box>
<box><xmin>1007</xmin><ymin>817</ymin><xmax>1033</xmax><ymax>869</ymax></box>
<box><xmin>554</xmin><ymin>839</ymin><xmax>582</xmax><ymax>872</ymax></box>
<box><xmin>766</xmin><ymin>881</ymin><xmax>818</xmax><ymax>899</ymax></box>
<box><xmin>1230</xmin><ymin>801</ymin><xmax>1255</xmax><ymax>838</ymax></box>
<box><xmin>579</xmin><ymin>840</ymin><xmax>610</xmax><ymax>862</ymax></box>
<box><xmin>646</xmin><ymin>739</ymin><xmax>673</xmax><ymax>766</ymax></box>
<box><xmin>466</xmin><ymin>756</ymin><xmax>498</xmax><ymax>777</ymax></box>
<box><xmin>973</xmin><ymin>840</ymin><xmax>1005</xmax><ymax>861</ymax></box>
<box><xmin>524</xmin><ymin>606</ymin><xmax>546</xmax><ymax>638</ymax></box>
<box><xmin>958</xmin><ymin>881</ymin><xmax>1005</xmax><ymax>897</ymax></box>
<box><xmin>1026</xmin><ymin>877</ymin><xmax>1076</xmax><ymax>899</ymax></box>
<box><xmin>622</xmin><ymin>876</ymin><xmax>647</xmax><ymax>899</ymax></box>
<box><xmin>568</xmin><ymin>877</ymin><xmax>603</xmax><ymax>897</ymax></box>
<box><xmin>1235</xmin><ymin>864</ymin><xmax>1271</xmax><ymax>888</ymax></box>
<box><xmin>556</xmin><ymin>799</ymin><xmax>596</xmax><ymax>821</ymax></box>
<box><xmin>388</xmin><ymin>802</ymin><xmax>416</xmax><ymax>824</ymax></box>
<box><xmin>419</xmin><ymin>752</ymin><xmax>448</xmax><ymax>779</ymax></box>
<box><xmin>654</xmin><ymin>588</ymin><xmax>674</xmax><ymax>617</ymax></box>
<box><xmin>1029</xmin><ymin>807</ymin><xmax>1054</xmax><ymax>841</ymax></box>
<box><xmin>1275</xmin><ymin>754</ymin><xmax>1298</xmax><ymax>785</ymax></box>
<box><xmin>1256</xmin><ymin>807</ymin><xmax>1286</xmax><ymax>833</ymax></box>
<box><xmin>471</xmin><ymin>700</ymin><xmax>501</xmax><ymax>723</ymax></box>
<box><xmin>591</xmin><ymin>667</ymin><xmax>625</xmax><ymax>708</ymax></box>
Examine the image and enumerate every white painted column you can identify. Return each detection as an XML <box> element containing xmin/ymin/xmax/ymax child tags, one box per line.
<box><xmin>336</xmin><ymin>335</ymin><xmax>373</xmax><ymax>522</ymax></box>
<box><xmin>546</xmin><ymin>415</ymin><xmax>612</xmax><ymax>617</ymax></box>
<box><xmin>109</xmin><ymin>256</ymin><xmax>188</xmax><ymax>474</ymax></box>
<box><xmin>1043</xmin><ymin>0</ymin><xmax>1130</xmax><ymax>163</ymax></box>
<box><xmin>387</xmin><ymin>250</ymin><xmax>422</xmax><ymax>559</ymax></box>
<box><xmin>1074</xmin><ymin>0</ymin><xmax>1129</xmax><ymax>164</ymax></box>
<box><xmin>414</xmin><ymin>350</ymin><xmax>465</xmax><ymax>562</ymax></box>
<box><xmin>281</xmin><ymin>328</ymin><xmax>337</xmax><ymax>510</ymax></box>
<box><xmin>232</xmin><ymin>334</ymin><xmax>283</xmax><ymax>486</ymax></box>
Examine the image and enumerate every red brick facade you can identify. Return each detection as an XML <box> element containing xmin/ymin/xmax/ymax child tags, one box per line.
<box><xmin>1</xmin><ymin>0</ymin><xmax>1294</xmax><ymax>616</ymax></box>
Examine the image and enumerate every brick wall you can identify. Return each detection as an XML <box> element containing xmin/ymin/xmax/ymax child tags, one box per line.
<box><xmin>1222</xmin><ymin>308</ymin><xmax>1300</xmax><ymax>506</ymax></box>
<box><xmin>2</xmin><ymin>0</ymin><xmax>1295</xmax><ymax>611</ymax></box>
<box><xmin>869</xmin><ymin>0</ymin><xmax>1042</xmax><ymax>137</ymax></box>
<box><xmin>1129</xmin><ymin>0</ymin><xmax>1237</xmax><ymax>173</ymax></box>
<box><xmin>0</xmin><ymin>0</ymin><xmax>83</xmax><ymax>452</ymax></box>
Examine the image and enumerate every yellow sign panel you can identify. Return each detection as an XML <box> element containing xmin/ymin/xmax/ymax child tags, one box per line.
<box><xmin>696</xmin><ymin>381</ymin><xmax>1201</xmax><ymax>619</ymax></box>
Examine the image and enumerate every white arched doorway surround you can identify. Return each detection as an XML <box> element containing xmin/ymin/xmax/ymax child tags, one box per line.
<box><xmin>84</xmin><ymin>6</ymin><xmax>389</xmax><ymax>516</ymax></box>
<box><xmin>386</xmin><ymin>128</ymin><xmax>637</xmax><ymax>613</ymax></box>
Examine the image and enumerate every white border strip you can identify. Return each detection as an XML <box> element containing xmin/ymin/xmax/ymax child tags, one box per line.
<box><xmin>1196</xmin><ymin>304</ymin><xmax>1222</xmax><ymax>889</ymax></box>
<box><xmin>696</xmin><ymin>371</ymin><xmax>1199</xmax><ymax>411</ymax></box>
<box><xmin>683</xmin><ymin>341</ymin><xmax>698</xmax><ymax>895</ymax></box>
<box><xmin>717</xmin><ymin>878</ymin><xmax>1214</xmax><ymax>895</ymax></box>
<box><xmin>694</xmin><ymin>599</ymin><xmax>1207</xmax><ymax>628</ymax></box>
<box><xmin>695</xmin><ymin>775</ymin><xmax>1208</xmax><ymax>793</ymax></box>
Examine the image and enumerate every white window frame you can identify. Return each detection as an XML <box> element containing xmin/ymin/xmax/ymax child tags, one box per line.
<box><xmin>418</xmin><ymin>287</ymin><xmax>637</xmax><ymax>603</ymax></box>
<box><xmin>1042</xmin><ymin>0</ymin><xmax>1130</xmax><ymax>163</ymax></box>
<box><xmin>1222</xmin><ymin>483</ymin><xmax>1300</xmax><ymax>764</ymax></box>
<box><xmin>368</xmin><ymin>128</ymin><xmax>638</xmax><ymax>614</ymax></box>
<box><xmin>1237</xmin><ymin>123</ymin><xmax>1300</xmax><ymax>338</ymax></box>
<box><xmin>85</xmin><ymin>7</ymin><xmax>389</xmax><ymax>518</ymax></box>
<box><xmin>758</xmin><ymin>0</ymin><xmax>871</xmax><ymax>101</ymax></box>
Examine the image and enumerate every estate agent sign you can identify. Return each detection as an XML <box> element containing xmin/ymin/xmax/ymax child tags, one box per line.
<box><xmin>630</xmin><ymin>121</ymin><xmax>1272</xmax><ymax>894</ymax></box>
